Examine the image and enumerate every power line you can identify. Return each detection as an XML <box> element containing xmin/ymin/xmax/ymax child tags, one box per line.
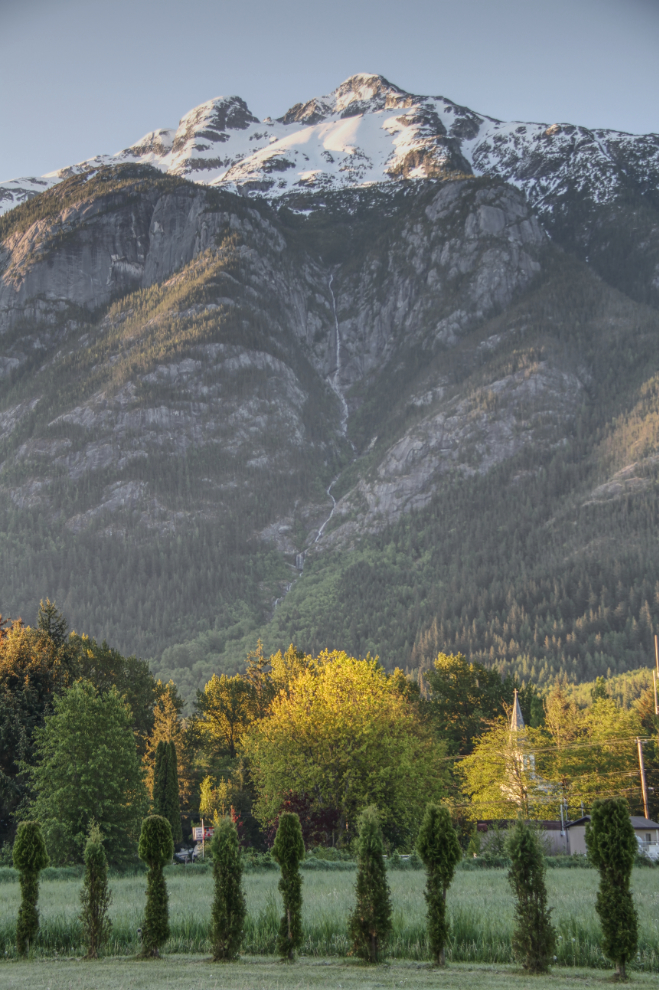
<box><xmin>442</xmin><ymin>735</ymin><xmax>650</xmax><ymax>764</ymax></box>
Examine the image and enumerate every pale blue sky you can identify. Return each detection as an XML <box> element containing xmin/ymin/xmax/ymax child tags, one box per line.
<box><xmin>1</xmin><ymin>0</ymin><xmax>658</xmax><ymax>180</ymax></box>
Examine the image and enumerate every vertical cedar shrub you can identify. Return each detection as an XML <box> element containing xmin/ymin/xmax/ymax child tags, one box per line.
<box><xmin>211</xmin><ymin>815</ymin><xmax>247</xmax><ymax>961</ymax></box>
<box><xmin>416</xmin><ymin>802</ymin><xmax>462</xmax><ymax>966</ymax></box>
<box><xmin>153</xmin><ymin>741</ymin><xmax>182</xmax><ymax>844</ymax></box>
<box><xmin>12</xmin><ymin>821</ymin><xmax>50</xmax><ymax>956</ymax></box>
<box><xmin>138</xmin><ymin>815</ymin><xmax>174</xmax><ymax>957</ymax></box>
<box><xmin>349</xmin><ymin>806</ymin><xmax>392</xmax><ymax>963</ymax></box>
<box><xmin>506</xmin><ymin>819</ymin><xmax>556</xmax><ymax>973</ymax></box>
<box><xmin>586</xmin><ymin>798</ymin><xmax>639</xmax><ymax>979</ymax></box>
<box><xmin>79</xmin><ymin>822</ymin><xmax>112</xmax><ymax>958</ymax></box>
<box><xmin>272</xmin><ymin>811</ymin><xmax>305</xmax><ymax>960</ymax></box>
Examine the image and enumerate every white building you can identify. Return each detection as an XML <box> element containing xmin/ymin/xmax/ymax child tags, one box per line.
<box><xmin>565</xmin><ymin>815</ymin><xmax>659</xmax><ymax>861</ymax></box>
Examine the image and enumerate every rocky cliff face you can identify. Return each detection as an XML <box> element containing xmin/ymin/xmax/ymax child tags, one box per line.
<box><xmin>2</xmin><ymin>77</ymin><xmax>659</xmax><ymax>691</ymax></box>
<box><xmin>4</xmin><ymin>72</ymin><xmax>659</xmax><ymax>308</ymax></box>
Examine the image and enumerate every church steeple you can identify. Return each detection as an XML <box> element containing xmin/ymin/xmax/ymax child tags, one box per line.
<box><xmin>510</xmin><ymin>688</ymin><xmax>525</xmax><ymax>731</ymax></box>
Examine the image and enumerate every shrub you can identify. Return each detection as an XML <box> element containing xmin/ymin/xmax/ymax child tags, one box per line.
<box><xmin>211</xmin><ymin>816</ymin><xmax>247</xmax><ymax>961</ymax></box>
<box><xmin>416</xmin><ymin>803</ymin><xmax>462</xmax><ymax>965</ymax></box>
<box><xmin>272</xmin><ymin>811</ymin><xmax>305</xmax><ymax>960</ymax></box>
<box><xmin>138</xmin><ymin>815</ymin><xmax>174</xmax><ymax>957</ymax></box>
<box><xmin>506</xmin><ymin>819</ymin><xmax>556</xmax><ymax>973</ymax></box>
<box><xmin>79</xmin><ymin>822</ymin><xmax>112</xmax><ymax>958</ymax></box>
<box><xmin>348</xmin><ymin>806</ymin><xmax>392</xmax><ymax>963</ymax></box>
<box><xmin>586</xmin><ymin>798</ymin><xmax>638</xmax><ymax>979</ymax></box>
<box><xmin>13</xmin><ymin>821</ymin><xmax>49</xmax><ymax>955</ymax></box>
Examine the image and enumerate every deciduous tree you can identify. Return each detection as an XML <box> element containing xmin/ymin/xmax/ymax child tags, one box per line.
<box><xmin>459</xmin><ymin>719</ymin><xmax>547</xmax><ymax>820</ymax></box>
<box><xmin>27</xmin><ymin>680</ymin><xmax>148</xmax><ymax>865</ymax></box>
<box><xmin>244</xmin><ymin>653</ymin><xmax>446</xmax><ymax>845</ymax></box>
<box><xmin>196</xmin><ymin>673</ymin><xmax>254</xmax><ymax>758</ymax></box>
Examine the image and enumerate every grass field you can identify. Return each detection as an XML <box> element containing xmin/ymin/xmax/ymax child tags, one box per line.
<box><xmin>3</xmin><ymin>958</ymin><xmax>659</xmax><ymax>990</ymax></box>
<box><xmin>0</xmin><ymin>868</ymin><xmax>658</xmax><ymax>971</ymax></box>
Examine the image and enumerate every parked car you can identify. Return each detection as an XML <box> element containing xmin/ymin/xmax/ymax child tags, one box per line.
<box><xmin>173</xmin><ymin>846</ymin><xmax>198</xmax><ymax>864</ymax></box>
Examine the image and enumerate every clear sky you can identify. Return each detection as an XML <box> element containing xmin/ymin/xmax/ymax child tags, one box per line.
<box><xmin>1</xmin><ymin>0</ymin><xmax>658</xmax><ymax>181</ymax></box>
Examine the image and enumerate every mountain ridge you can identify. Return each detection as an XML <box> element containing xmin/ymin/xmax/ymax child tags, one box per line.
<box><xmin>2</xmin><ymin>75</ymin><xmax>659</xmax><ymax>701</ymax></box>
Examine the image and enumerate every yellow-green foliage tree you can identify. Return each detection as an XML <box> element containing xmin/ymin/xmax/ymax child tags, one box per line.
<box><xmin>460</xmin><ymin>691</ymin><xmax>643</xmax><ymax>820</ymax></box>
<box><xmin>459</xmin><ymin>719</ymin><xmax>547</xmax><ymax>820</ymax></box>
<box><xmin>143</xmin><ymin>681</ymin><xmax>191</xmax><ymax>806</ymax></box>
<box><xmin>196</xmin><ymin>673</ymin><xmax>255</xmax><ymax>759</ymax></box>
<box><xmin>243</xmin><ymin>652</ymin><xmax>447</xmax><ymax>844</ymax></box>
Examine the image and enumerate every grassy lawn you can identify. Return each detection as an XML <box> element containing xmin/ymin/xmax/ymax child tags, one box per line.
<box><xmin>2</xmin><ymin>957</ymin><xmax>659</xmax><ymax>990</ymax></box>
<box><xmin>0</xmin><ymin>868</ymin><xmax>657</xmax><ymax>969</ymax></box>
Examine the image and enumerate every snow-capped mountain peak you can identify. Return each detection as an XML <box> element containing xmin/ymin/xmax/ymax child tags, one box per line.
<box><xmin>2</xmin><ymin>74</ymin><xmax>659</xmax><ymax>220</ymax></box>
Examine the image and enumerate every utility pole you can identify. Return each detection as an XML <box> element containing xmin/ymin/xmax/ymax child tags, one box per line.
<box><xmin>637</xmin><ymin>738</ymin><xmax>650</xmax><ymax>820</ymax></box>
<box><xmin>655</xmin><ymin>634</ymin><xmax>659</xmax><ymax>715</ymax></box>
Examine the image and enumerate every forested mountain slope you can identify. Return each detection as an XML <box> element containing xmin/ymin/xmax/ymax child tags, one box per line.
<box><xmin>2</xmin><ymin>75</ymin><xmax>659</xmax><ymax>699</ymax></box>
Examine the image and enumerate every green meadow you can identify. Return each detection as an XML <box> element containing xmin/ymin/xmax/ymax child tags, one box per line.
<box><xmin>1</xmin><ymin>867</ymin><xmax>658</xmax><ymax>970</ymax></box>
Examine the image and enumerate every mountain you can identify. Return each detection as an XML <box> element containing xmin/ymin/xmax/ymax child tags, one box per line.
<box><xmin>2</xmin><ymin>74</ymin><xmax>659</xmax><ymax>701</ymax></box>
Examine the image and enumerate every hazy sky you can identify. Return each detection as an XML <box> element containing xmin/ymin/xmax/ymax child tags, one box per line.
<box><xmin>1</xmin><ymin>0</ymin><xmax>658</xmax><ymax>180</ymax></box>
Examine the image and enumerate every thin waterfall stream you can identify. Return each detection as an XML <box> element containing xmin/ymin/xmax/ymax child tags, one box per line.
<box><xmin>272</xmin><ymin>273</ymin><xmax>355</xmax><ymax>613</ymax></box>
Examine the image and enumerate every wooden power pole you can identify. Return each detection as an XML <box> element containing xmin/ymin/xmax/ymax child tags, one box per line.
<box><xmin>637</xmin><ymin>738</ymin><xmax>650</xmax><ymax>820</ymax></box>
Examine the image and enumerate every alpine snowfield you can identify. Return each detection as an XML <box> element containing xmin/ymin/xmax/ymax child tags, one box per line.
<box><xmin>3</xmin><ymin>73</ymin><xmax>659</xmax><ymax>218</ymax></box>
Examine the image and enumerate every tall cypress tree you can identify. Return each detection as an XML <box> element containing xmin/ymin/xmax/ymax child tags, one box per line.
<box><xmin>152</xmin><ymin>741</ymin><xmax>181</xmax><ymax>843</ymax></box>
<box><xmin>348</xmin><ymin>806</ymin><xmax>392</xmax><ymax>964</ymax></box>
<box><xmin>13</xmin><ymin>821</ymin><xmax>49</xmax><ymax>956</ymax></box>
<box><xmin>272</xmin><ymin>812</ymin><xmax>305</xmax><ymax>960</ymax></box>
<box><xmin>79</xmin><ymin>822</ymin><xmax>112</xmax><ymax>959</ymax></box>
<box><xmin>164</xmin><ymin>742</ymin><xmax>182</xmax><ymax>843</ymax></box>
<box><xmin>138</xmin><ymin>815</ymin><xmax>174</xmax><ymax>957</ymax></box>
<box><xmin>586</xmin><ymin>798</ymin><xmax>638</xmax><ymax>979</ymax></box>
<box><xmin>211</xmin><ymin>815</ymin><xmax>246</xmax><ymax>961</ymax></box>
<box><xmin>506</xmin><ymin>819</ymin><xmax>556</xmax><ymax>973</ymax></box>
<box><xmin>416</xmin><ymin>803</ymin><xmax>462</xmax><ymax>966</ymax></box>
<box><xmin>152</xmin><ymin>741</ymin><xmax>167</xmax><ymax>817</ymax></box>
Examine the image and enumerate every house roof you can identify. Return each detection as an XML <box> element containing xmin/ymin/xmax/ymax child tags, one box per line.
<box><xmin>566</xmin><ymin>815</ymin><xmax>659</xmax><ymax>829</ymax></box>
<box><xmin>630</xmin><ymin>816</ymin><xmax>659</xmax><ymax>829</ymax></box>
<box><xmin>477</xmin><ymin>819</ymin><xmax>563</xmax><ymax>831</ymax></box>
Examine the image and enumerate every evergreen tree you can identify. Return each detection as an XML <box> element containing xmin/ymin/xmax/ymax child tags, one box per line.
<box><xmin>586</xmin><ymin>798</ymin><xmax>638</xmax><ymax>979</ymax></box>
<box><xmin>152</xmin><ymin>741</ymin><xmax>167</xmax><ymax>816</ymax></box>
<box><xmin>153</xmin><ymin>741</ymin><xmax>182</xmax><ymax>843</ymax></box>
<box><xmin>211</xmin><ymin>815</ymin><xmax>246</xmax><ymax>961</ymax></box>
<box><xmin>13</xmin><ymin>821</ymin><xmax>49</xmax><ymax>956</ymax></box>
<box><xmin>348</xmin><ymin>806</ymin><xmax>392</xmax><ymax>964</ymax></box>
<box><xmin>416</xmin><ymin>803</ymin><xmax>462</xmax><ymax>966</ymax></box>
<box><xmin>164</xmin><ymin>742</ymin><xmax>182</xmax><ymax>843</ymax></box>
<box><xmin>138</xmin><ymin>815</ymin><xmax>174</xmax><ymax>957</ymax></box>
<box><xmin>37</xmin><ymin>599</ymin><xmax>68</xmax><ymax>647</ymax></box>
<box><xmin>506</xmin><ymin>819</ymin><xmax>556</xmax><ymax>973</ymax></box>
<box><xmin>271</xmin><ymin>811</ymin><xmax>305</xmax><ymax>960</ymax></box>
<box><xmin>79</xmin><ymin>822</ymin><xmax>112</xmax><ymax>959</ymax></box>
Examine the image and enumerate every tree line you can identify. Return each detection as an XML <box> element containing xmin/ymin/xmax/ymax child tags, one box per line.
<box><xmin>10</xmin><ymin>797</ymin><xmax>641</xmax><ymax>978</ymax></box>
<box><xmin>2</xmin><ymin>601</ymin><xmax>657</xmax><ymax>863</ymax></box>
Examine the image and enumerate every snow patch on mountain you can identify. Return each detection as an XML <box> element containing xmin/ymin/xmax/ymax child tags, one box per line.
<box><xmin>2</xmin><ymin>73</ymin><xmax>659</xmax><ymax>217</ymax></box>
